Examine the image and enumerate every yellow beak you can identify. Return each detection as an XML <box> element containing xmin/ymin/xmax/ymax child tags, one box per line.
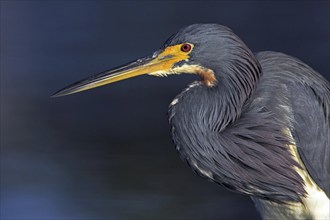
<box><xmin>52</xmin><ymin>44</ymin><xmax>192</xmax><ymax>97</ymax></box>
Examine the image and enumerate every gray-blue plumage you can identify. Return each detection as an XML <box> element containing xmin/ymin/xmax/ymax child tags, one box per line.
<box><xmin>53</xmin><ymin>23</ymin><xmax>330</xmax><ymax>219</ymax></box>
<box><xmin>167</xmin><ymin>24</ymin><xmax>330</xmax><ymax>206</ymax></box>
<box><xmin>255</xmin><ymin>52</ymin><xmax>330</xmax><ymax>197</ymax></box>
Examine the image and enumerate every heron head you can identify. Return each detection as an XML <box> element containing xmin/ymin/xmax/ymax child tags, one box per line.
<box><xmin>52</xmin><ymin>24</ymin><xmax>260</xmax><ymax>97</ymax></box>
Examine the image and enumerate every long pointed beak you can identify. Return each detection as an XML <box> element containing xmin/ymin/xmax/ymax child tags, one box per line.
<box><xmin>52</xmin><ymin>53</ymin><xmax>170</xmax><ymax>97</ymax></box>
<box><xmin>52</xmin><ymin>43</ymin><xmax>194</xmax><ymax>97</ymax></box>
<box><xmin>52</xmin><ymin>42</ymin><xmax>193</xmax><ymax>97</ymax></box>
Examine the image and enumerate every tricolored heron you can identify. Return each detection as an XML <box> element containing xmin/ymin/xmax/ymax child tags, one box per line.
<box><xmin>53</xmin><ymin>24</ymin><xmax>330</xmax><ymax>219</ymax></box>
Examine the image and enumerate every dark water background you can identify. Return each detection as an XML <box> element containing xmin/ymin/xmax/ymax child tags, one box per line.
<box><xmin>1</xmin><ymin>1</ymin><xmax>329</xmax><ymax>220</ymax></box>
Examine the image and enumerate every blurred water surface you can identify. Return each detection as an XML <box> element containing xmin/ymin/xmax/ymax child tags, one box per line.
<box><xmin>1</xmin><ymin>1</ymin><xmax>329</xmax><ymax>220</ymax></box>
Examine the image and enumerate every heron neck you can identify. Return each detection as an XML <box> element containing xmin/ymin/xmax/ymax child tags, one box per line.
<box><xmin>168</xmin><ymin>79</ymin><xmax>251</xmax><ymax>133</ymax></box>
<box><xmin>167</xmin><ymin>81</ymin><xmax>249</xmax><ymax>171</ymax></box>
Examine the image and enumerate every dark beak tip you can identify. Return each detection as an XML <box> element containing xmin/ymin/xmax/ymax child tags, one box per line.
<box><xmin>51</xmin><ymin>89</ymin><xmax>69</xmax><ymax>98</ymax></box>
<box><xmin>50</xmin><ymin>93</ymin><xmax>60</xmax><ymax>98</ymax></box>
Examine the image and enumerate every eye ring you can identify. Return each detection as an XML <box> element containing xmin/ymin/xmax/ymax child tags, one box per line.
<box><xmin>181</xmin><ymin>43</ymin><xmax>192</xmax><ymax>53</ymax></box>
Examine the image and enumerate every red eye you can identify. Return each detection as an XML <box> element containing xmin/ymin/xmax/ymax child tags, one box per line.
<box><xmin>181</xmin><ymin>43</ymin><xmax>192</xmax><ymax>52</ymax></box>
